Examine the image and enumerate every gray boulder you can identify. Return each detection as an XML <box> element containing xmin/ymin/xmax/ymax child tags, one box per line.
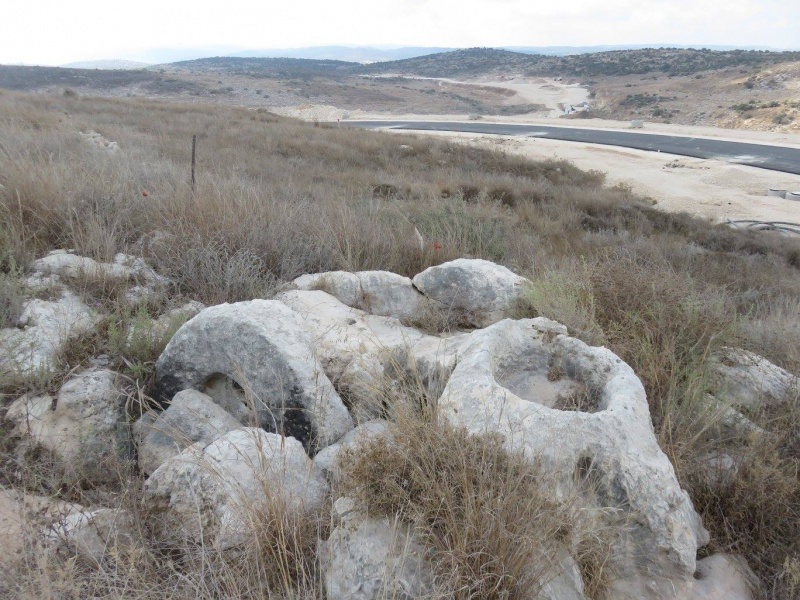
<box><xmin>437</xmin><ymin>317</ymin><xmax>708</xmax><ymax>596</ymax></box>
<box><xmin>276</xmin><ymin>289</ymin><xmax>470</xmax><ymax>411</ymax></box>
<box><xmin>144</xmin><ymin>428</ymin><xmax>327</xmax><ymax>549</ymax></box>
<box><xmin>293</xmin><ymin>270</ymin><xmax>428</xmax><ymax>321</ymax></box>
<box><xmin>313</xmin><ymin>420</ymin><xmax>393</xmax><ymax>482</ymax></box>
<box><xmin>7</xmin><ymin>369</ymin><xmax>132</xmax><ymax>482</ymax></box>
<box><xmin>135</xmin><ymin>389</ymin><xmax>242</xmax><ymax>475</ymax></box>
<box><xmin>412</xmin><ymin>258</ymin><xmax>527</xmax><ymax>327</ymax></box>
<box><xmin>46</xmin><ymin>508</ymin><xmax>137</xmax><ymax>563</ymax></box>
<box><xmin>154</xmin><ymin>300</ymin><xmax>352</xmax><ymax>451</ymax></box>
<box><xmin>709</xmin><ymin>347</ymin><xmax>797</xmax><ymax>409</ymax></box>
<box><xmin>321</xmin><ymin>497</ymin><xmax>434</xmax><ymax>600</ymax></box>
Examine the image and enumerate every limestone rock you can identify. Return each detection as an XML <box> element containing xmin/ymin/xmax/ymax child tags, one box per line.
<box><xmin>412</xmin><ymin>258</ymin><xmax>527</xmax><ymax>327</ymax></box>
<box><xmin>275</xmin><ymin>289</ymin><xmax>430</xmax><ymax>381</ymax></box>
<box><xmin>538</xmin><ymin>549</ymin><xmax>587</xmax><ymax>600</ymax></box>
<box><xmin>313</xmin><ymin>420</ymin><xmax>392</xmax><ymax>482</ymax></box>
<box><xmin>125</xmin><ymin>301</ymin><xmax>205</xmax><ymax>351</ymax></box>
<box><xmin>135</xmin><ymin>389</ymin><xmax>243</xmax><ymax>475</ymax></box>
<box><xmin>0</xmin><ymin>489</ymin><xmax>83</xmax><ymax>566</ymax></box>
<box><xmin>294</xmin><ymin>271</ymin><xmax>362</xmax><ymax>307</ymax></box>
<box><xmin>437</xmin><ymin>318</ymin><xmax>708</xmax><ymax>595</ymax></box>
<box><xmin>7</xmin><ymin>369</ymin><xmax>132</xmax><ymax>482</ymax></box>
<box><xmin>144</xmin><ymin>428</ymin><xmax>327</xmax><ymax>549</ymax></box>
<box><xmin>688</xmin><ymin>554</ymin><xmax>756</xmax><ymax>600</ymax></box>
<box><xmin>46</xmin><ymin>508</ymin><xmax>137</xmax><ymax>563</ymax></box>
<box><xmin>0</xmin><ymin>290</ymin><xmax>97</xmax><ymax>375</ymax></box>
<box><xmin>357</xmin><ymin>271</ymin><xmax>427</xmax><ymax>321</ymax></box>
<box><xmin>31</xmin><ymin>250</ymin><xmax>111</xmax><ymax>280</ymax></box>
<box><xmin>293</xmin><ymin>270</ymin><xmax>428</xmax><ymax>321</ymax></box>
<box><xmin>321</xmin><ymin>497</ymin><xmax>434</xmax><ymax>600</ymax></box>
<box><xmin>710</xmin><ymin>347</ymin><xmax>797</xmax><ymax>409</ymax></box>
<box><xmin>154</xmin><ymin>300</ymin><xmax>353</xmax><ymax>451</ymax></box>
<box><xmin>276</xmin><ymin>289</ymin><xmax>470</xmax><ymax>423</ymax></box>
<box><xmin>30</xmin><ymin>250</ymin><xmax>170</xmax><ymax>306</ymax></box>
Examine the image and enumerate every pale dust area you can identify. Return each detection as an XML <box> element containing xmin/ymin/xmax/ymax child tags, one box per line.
<box><xmin>408</xmin><ymin>131</ymin><xmax>800</xmax><ymax>224</ymax></box>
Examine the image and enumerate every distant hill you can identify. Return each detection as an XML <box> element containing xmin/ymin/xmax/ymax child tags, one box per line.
<box><xmin>0</xmin><ymin>65</ymin><xmax>204</xmax><ymax>94</ymax></box>
<box><xmin>61</xmin><ymin>59</ymin><xmax>152</xmax><ymax>70</ymax></box>
<box><xmin>358</xmin><ymin>48</ymin><xmax>542</xmax><ymax>77</ymax></box>
<box><xmin>506</xmin><ymin>44</ymin><xmax>788</xmax><ymax>57</ymax></box>
<box><xmin>165</xmin><ymin>56</ymin><xmax>357</xmax><ymax>79</ymax></box>
<box><xmin>228</xmin><ymin>46</ymin><xmax>455</xmax><ymax>63</ymax></box>
<box><xmin>360</xmin><ymin>47</ymin><xmax>800</xmax><ymax>78</ymax></box>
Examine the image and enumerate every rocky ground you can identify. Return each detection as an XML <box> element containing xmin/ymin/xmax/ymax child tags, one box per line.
<box><xmin>2</xmin><ymin>250</ymin><xmax>793</xmax><ymax>599</ymax></box>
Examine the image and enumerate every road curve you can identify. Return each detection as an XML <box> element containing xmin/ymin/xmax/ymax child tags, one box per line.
<box><xmin>343</xmin><ymin>120</ymin><xmax>800</xmax><ymax>176</ymax></box>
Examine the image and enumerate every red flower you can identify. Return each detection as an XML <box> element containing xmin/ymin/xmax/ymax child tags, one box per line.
<box><xmin>433</xmin><ymin>243</ymin><xmax>442</xmax><ymax>251</ymax></box>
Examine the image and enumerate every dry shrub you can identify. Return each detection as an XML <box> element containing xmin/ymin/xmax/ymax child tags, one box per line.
<box><xmin>155</xmin><ymin>238</ymin><xmax>277</xmax><ymax>305</ymax></box>
<box><xmin>338</xmin><ymin>410</ymin><xmax>613</xmax><ymax>599</ymax></box>
<box><xmin>517</xmin><ymin>259</ymin><xmax>606</xmax><ymax>346</ymax></box>
<box><xmin>590</xmin><ymin>248</ymin><xmax>733</xmax><ymax>428</ymax></box>
<box><xmin>0</xmin><ymin>269</ymin><xmax>25</xmax><ymax>328</ymax></box>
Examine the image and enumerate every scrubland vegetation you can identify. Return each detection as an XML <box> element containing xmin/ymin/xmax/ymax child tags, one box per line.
<box><xmin>1</xmin><ymin>89</ymin><xmax>799</xmax><ymax>598</ymax></box>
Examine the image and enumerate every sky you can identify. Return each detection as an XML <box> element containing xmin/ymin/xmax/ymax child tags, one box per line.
<box><xmin>2</xmin><ymin>0</ymin><xmax>798</xmax><ymax>65</ymax></box>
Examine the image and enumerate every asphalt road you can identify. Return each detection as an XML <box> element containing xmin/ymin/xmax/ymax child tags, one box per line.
<box><xmin>343</xmin><ymin>120</ymin><xmax>800</xmax><ymax>176</ymax></box>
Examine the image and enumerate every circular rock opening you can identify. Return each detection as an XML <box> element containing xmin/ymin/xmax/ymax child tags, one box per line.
<box><xmin>494</xmin><ymin>355</ymin><xmax>601</xmax><ymax>413</ymax></box>
<box><xmin>203</xmin><ymin>373</ymin><xmax>256</xmax><ymax>427</ymax></box>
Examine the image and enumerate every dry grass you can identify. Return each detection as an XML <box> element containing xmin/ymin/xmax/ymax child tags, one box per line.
<box><xmin>338</xmin><ymin>416</ymin><xmax>614</xmax><ymax>599</ymax></box>
<box><xmin>2</xmin><ymin>89</ymin><xmax>800</xmax><ymax>596</ymax></box>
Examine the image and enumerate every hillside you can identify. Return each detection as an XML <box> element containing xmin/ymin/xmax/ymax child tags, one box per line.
<box><xmin>165</xmin><ymin>56</ymin><xmax>357</xmax><ymax>79</ymax></box>
<box><xmin>0</xmin><ymin>90</ymin><xmax>799</xmax><ymax>598</ymax></box>
<box><xmin>358</xmin><ymin>47</ymin><xmax>543</xmax><ymax>77</ymax></box>
<box><xmin>0</xmin><ymin>64</ymin><xmax>204</xmax><ymax>94</ymax></box>
<box><xmin>361</xmin><ymin>46</ymin><xmax>800</xmax><ymax>78</ymax></box>
<box><xmin>3</xmin><ymin>47</ymin><xmax>800</xmax><ymax>131</ymax></box>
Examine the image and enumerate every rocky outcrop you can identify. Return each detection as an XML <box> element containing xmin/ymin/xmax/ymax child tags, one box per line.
<box><xmin>45</xmin><ymin>508</ymin><xmax>137</xmax><ymax>563</ymax></box>
<box><xmin>144</xmin><ymin>428</ymin><xmax>327</xmax><ymax>549</ymax></box>
<box><xmin>7</xmin><ymin>369</ymin><xmax>133</xmax><ymax>482</ymax></box>
<box><xmin>709</xmin><ymin>347</ymin><xmax>797</xmax><ymax>409</ymax></box>
<box><xmin>30</xmin><ymin>250</ymin><xmax>170</xmax><ymax>306</ymax></box>
<box><xmin>154</xmin><ymin>300</ymin><xmax>353</xmax><ymax>451</ymax></box>
<box><xmin>436</xmin><ymin>317</ymin><xmax>708</xmax><ymax>597</ymax></box>
<box><xmin>31</xmin><ymin>250</ymin><xmax>166</xmax><ymax>287</ymax></box>
<box><xmin>313</xmin><ymin>420</ymin><xmax>393</xmax><ymax>482</ymax></box>
<box><xmin>135</xmin><ymin>389</ymin><xmax>243</xmax><ymax>475</ymax></box>
<box><xmin>293</xmin><ymin>270</ymin><xmax>428</xmax><ymax>321</ymax></box>
<box><xmin>412</xmin><ymin>258</ymin><xmax>527</xmax><ymax>327</ymax></box>
<box><xmin>276</xmin><ymin>289</ymin><xmax>469</xmax><ymax>418</ymax></box>
<box><xmin>321</xmin><ymin>497</ymin><xmax>434</xmax><ymax>600</ymax></box>
<box><xmin>688</xmin><ymin>554</ymin><xmax>756</xmax><ymax>600</ymax></box>
<box><xmin>0</xmin><ymin>489</ymin><xmax>83</xmax><ymax>566</ymax></box>
<box><xmin>0</xmin><ymin>290</ymin><xmax>98</xmax><ymax>375</ymax></box>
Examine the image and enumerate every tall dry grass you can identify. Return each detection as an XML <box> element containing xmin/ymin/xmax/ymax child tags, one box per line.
<box><xmin>1</xmin><ymin>89</ymin><xmax>800</xmax><ymax>596</ymax></box>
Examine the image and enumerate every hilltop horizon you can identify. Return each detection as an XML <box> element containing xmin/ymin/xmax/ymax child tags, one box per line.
<box><xmin>4</xmin><ymin>42</ymin><xmax>795</xmax><ymax>69</ymax></box>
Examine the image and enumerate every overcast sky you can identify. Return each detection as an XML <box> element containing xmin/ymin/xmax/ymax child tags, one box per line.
<box><xmin>3</xmin><ymin>0</ymin><xmax>798</xmax><ymax>65</ymax></box>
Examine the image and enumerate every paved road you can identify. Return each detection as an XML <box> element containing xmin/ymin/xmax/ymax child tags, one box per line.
<box><xmin>343</xmin><ymin>120</ymin><xmax>800</xmax><ymax>176</ymax></box>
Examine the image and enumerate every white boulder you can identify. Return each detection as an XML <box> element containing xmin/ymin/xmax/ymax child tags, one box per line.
<box><xmin>437</xmin><ymin>317</ymin><xmax>708</xmax><ymax>595</ymax></box>
<box><xmin>709</xmin><ymin>347</ymin><xmax>797</xmax><ymax>409</ymax></box>
<box><xmin>313</xmin><ymin>420</ymin><xmax>393</xmax><ymax>482</ymax></box>
<box><xmin>144</xmin><ymin>428</ymin><xmax>327</xmax><ymax>549</ymax></box>
<box><xmin>0</xmin><ymin>290</ymin><xmax>97</xmax><ymax>375</ymax></box>
<box><xmin>412</xmin><ymin>258</ymin><xmax>527</xmax><ymax>327</ymax></box>
<box><xmin>293</xmin><ymin>270</ymin><xmax>428</xmax><ymax>321</ymax></box>
<box><xmin>321</xmin><ymin>497</ymin><xmax>434</xmax><ymax>600</ymax></box>
<box><xmin>135</xmin><ymin>389</ymin><xmax>243</xmax><ymax>475</ymax></box>
<box><xmin>46</xmin><ymin>508</ymin><xmax>137</xmax><ymax>563</ymax></box>
<box><xmin>7</xmin><ymin>369</ymin><xmax>132</xmax><ymax>482</ymax></box>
